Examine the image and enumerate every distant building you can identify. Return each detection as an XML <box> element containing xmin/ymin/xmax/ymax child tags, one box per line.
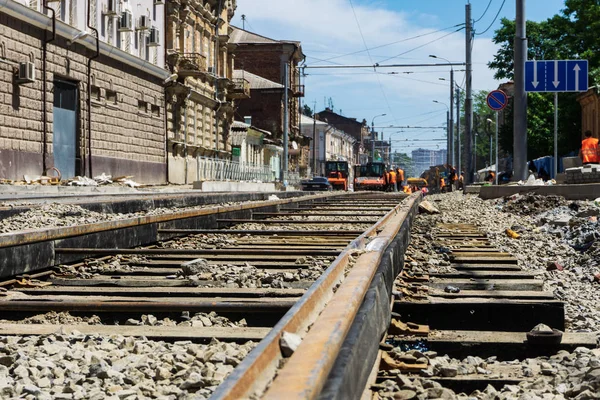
<box><xmin>577</xmin><ymin>86</ymin><xmax>600</xmax><ymax>139</ymax></box>
<box><xmin>412</xmin><ymin>148</ymin><xmax>447</xmax><ymax>177</ymax></box>
<box><xmin>300</xmin><ymin>115</ymin><xmax>355</xmax><ymax>175</ymax></box>
<box><xmin>314</xmin><ymin>108</ymin><xmax>369</xmax><ymax>164</ymax></box>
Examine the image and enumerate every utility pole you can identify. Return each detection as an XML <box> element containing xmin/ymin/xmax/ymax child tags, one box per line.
<box><xmin>514</xmin><ymin>0</ymin><xmax>528</xmax><ymax>181</ymax></box>
<box><xmin>312</xmin><ymin>101</ymin><xmax>317</xmax><ymax>176</ymax></box>
<box><xmin>241</xmin><ymin>15</ymin><xmax>246</xmax><ymax>30</ymax></box>
<box><xmin>446</xmin><ymin>110</ymin><xmax>450</xmax><ymax>166</ymax></box>
<box><xmin>282</xmin><ymin>63</ymin><xmax>289</xmax><ymax>184</ymax></box>
<box><xmin>456</xmin><ymin>87</ymin><xmax>461</xmax><ymax>176</ymax></box>
<box><xmin>450</xmin><ymin>68</ymin><xmax>455</xmax><ymax>167</ymax></box>
<box><xmin>464</xmin><ymin>2</ymin><xmax>474</xmax><ymax>186</ymax></box>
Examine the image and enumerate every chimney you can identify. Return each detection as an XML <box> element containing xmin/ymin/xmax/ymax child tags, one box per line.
<box><xmin>244</xmin><ymin>116</ymin><xmax>252</xmax><ymax>126</ymax></box>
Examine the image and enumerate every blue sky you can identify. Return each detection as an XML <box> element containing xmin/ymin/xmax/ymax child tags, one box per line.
<box><xmin>234</xmin><ymin>0</ymin><xmax>567</xmax><ymax>154</ymax></box>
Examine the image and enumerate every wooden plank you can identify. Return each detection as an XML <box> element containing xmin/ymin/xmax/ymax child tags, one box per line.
<box><xmin>55</xmin><ymin>248</ymin><xmax>342</xmax><ymax>256</ymax></box>
<box><xmin>129</xmin><ymin>260</ymin><xmax>311</xmax><ymax>269</ymax></box>
<box><xmin>450</xmin><ymin>263</ymin><xmax>522</xmax><ymax>271</ymax></box>
<box><xmin>158</xmin><ymin>229</ymin><xmax>365</xmax><ymax>236</ymax></box>
<box><xmin>429</xmin><ymin>271</ymin><xmax>539</xmax><ymax>280</ymax></box>
<box><xmin>90</xmin><ymin>268</ymin><xmax>302</xmax><ymax>276</ymax></box>
<box><xmin>0</xmin><ymin>299</ymin><xmax>295</xmax><ymax>313</ymax></box>
<box><xmin>451</xmin><ymin>256</ymin><xmax>518</xmax><ymax>264</ymax></box>
<box><xmin>216</xmin><ymin>219</ymin><xmax>378</xmax><ymax>224</ymax></box>
<box><xmin>16</xmin><ymin>286</ymin><xmax>306</xmax><ymax>297</ymax></box>
<box><xmin>428</xmin><ymin>289</ymin><xmax>555</xmax><ymax>300</ymax></box>
<box><xmin>3</xmin><ymin>294</ymin><xmax>301</xmax><ymax>304</ymax></box>
<box><xmin>426</xmin><ymin>278</ymin><xmax>543</xmax><ymax>291</ymax></box>
<box><xmin>389</xmin><ymin>330</ymin><xmax>597</xmax><ymax>360</ymax></box>
<box><xmin>0</xmin><ymin>323</ymin><xmax>270</xmax><ymax>341</ymax></box>
<box><xmin>393</xmin><ymin>299</ymin><xmax>564</xmax><ymax>331</ymax></box>
<box><xmin>48</xmin><ymin>277</ymin><xmax>314</xmax><ymax>289</ymax></box>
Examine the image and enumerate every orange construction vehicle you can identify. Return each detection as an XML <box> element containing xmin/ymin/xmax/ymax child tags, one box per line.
<box><xmin>353</xmin><ymin>162</ymin><xmax>387</xmax><ymax>191</ymax></box>
<box><xmin>325</xmin><ymin>161</ymin><xmax>349</xmax><ymax>191</ymax></box>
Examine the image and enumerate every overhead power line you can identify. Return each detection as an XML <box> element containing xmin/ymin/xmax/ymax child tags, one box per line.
<box><xmin>347</xmin><ymin>0</ymin><xmax>397</xmax><ymax>125</ymax></box>
<box><xmin>310</xmin><ymin>23</ymin><xmax>466</xmax><ymax>65</ymax></box>
<box><xmin>378</xmin><ymin>28</ymin><xmax>464</xmax><ymax>64</ymax></box>
<box><xmin>475</xmin><ymin>0</ymin><xmax>506</xmax><ymax>36</ymax></box>
<box><xmin>474</xmin><ymin>0</ymin><xmax>494</xmax><ymax>23</ymax></box>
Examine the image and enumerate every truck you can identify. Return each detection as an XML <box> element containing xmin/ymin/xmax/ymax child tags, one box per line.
<box><xmin>353</xmin><ymin>162</ymin><xmax>387</xmax><ymax>191</ymax></box>
<box><xmin>325</xmin><ymin>161</ymin><xmax>350</xmax><ymax>191</ymax></box>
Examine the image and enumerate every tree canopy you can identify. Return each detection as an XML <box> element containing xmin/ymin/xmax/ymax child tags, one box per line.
<box><xmin>486</xmin><ymin>0</ymin><xmax>598</xmax><ymax>161</ymax></box>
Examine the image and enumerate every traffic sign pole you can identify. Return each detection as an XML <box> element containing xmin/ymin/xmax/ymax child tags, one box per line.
<box><xmin>486</xmin><ymin>90</ymin><xmax>507</xmax><ymax>186</ymax></box>
<box><xmin>495</xmin><ymin>111</ymin><xmax>499</xmax><ymax>186</ymax></box>
<box><xmin>554</xmin><ymin>93</ymin><xmax>558</xmax><ymax>179</ymax></box>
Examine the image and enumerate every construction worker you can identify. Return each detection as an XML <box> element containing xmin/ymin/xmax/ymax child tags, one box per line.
<box><xmin>396</xmin><ymin>167</ymin><xmax>405</xmax><ymax>191</ymax></box>
<box><xmin>389</xmin><ymin>169</ymin><xmax>397</xmax><ymax>192</ymax></box>
<box><xmin>383</xmin><ymin>169</ymin><xmax>390</xmax><ymax>191</ymax></box>
<box><xmin>458</xmin><ymin>173</ymin><xmax>464</xmax><ymax>190</ymax></box>
<box><xmin>580</xmin><ymin>130</ymin><xmax>599</xmax><ymax>164</ymax></box>
<box><xmin>447</xmin><ymin>165</ymin><xmax>456</xmax><ymax>192</ymax></box>
<box><xmin>440</xmin><ymin>177</ymin><xmax>446</xmax><ymax>193</ymax></box>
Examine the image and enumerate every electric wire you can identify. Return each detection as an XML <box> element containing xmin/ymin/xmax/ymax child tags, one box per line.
<box><xmin>347</xmin><ymin>0</ymin><xmax>397</xmax><ymax>125</ymax></box>
<box><xmin>475</xmin><ymin>0</ymin><xmax>506</xmax><ymax>36</ymax></box>
<box><xmin>474</xmin><ymin>0</ymin><xmax>494</xmax><ymax>23</ymax></box>
<box><xmin>378</xmin><ymin>28</ymin><xmax>465</xmax><ymax>64</ymax></box>
<box><xmin>310</xmin><ymin>23</ymin><xmax>465</xmax><ymax>64</ymax></box>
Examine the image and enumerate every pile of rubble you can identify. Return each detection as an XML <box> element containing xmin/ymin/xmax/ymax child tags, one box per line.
<box><xmin>376</xmin><ymin>346</ymin><xmax>600</xmax><ymax>399</ymax></box>
<box><xmin>177</xmin><ymin>257</ymin><xmax>329</xmax><ymax>289</ymax></box>
<box><xmin>417</xmin><ymin>192</ymin><xmax>600</xmax><ymax>332</ymax></box>
<box><xmin>0</xmin><ymin>333</ymin><xmax>254</xmax><ymax>399</ymax></box>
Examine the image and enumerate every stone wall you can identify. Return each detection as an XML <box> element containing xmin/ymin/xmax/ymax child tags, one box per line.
<box><xmin>0</xmin><ymin>12</ymin><xmax>166</xmax><ymax>183</ymax></box>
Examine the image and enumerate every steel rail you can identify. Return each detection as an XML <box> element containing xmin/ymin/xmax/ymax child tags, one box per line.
<box><xmin>210</xmin><ymin>193</ymin><xmax>421</xmax><ymax>400</ymax></box>
<box><xmin>0</xmin><ymin>192</ymin><xmax>343</xmax><ymax>248</ymax></box>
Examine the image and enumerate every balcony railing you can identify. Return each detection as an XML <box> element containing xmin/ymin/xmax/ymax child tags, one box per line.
<box><xmin>227</xmin><ymin>78</ymin><xmax>251</xmax><ymax>99</ymax></box>
<box><xmin>177</xmin><ymin>53</ymin><xmax>208</xmax><ymax>76</ymax></box>
<box><xmin>292</xmin><ymin>84</ymin><xmax>305</xmax><ymax>97</ymax></box>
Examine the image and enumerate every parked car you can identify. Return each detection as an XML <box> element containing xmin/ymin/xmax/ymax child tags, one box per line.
<box><xmin>300</xmin><ymin>176</ymin><xmax>333</xmax><ymax>191</ymax></box>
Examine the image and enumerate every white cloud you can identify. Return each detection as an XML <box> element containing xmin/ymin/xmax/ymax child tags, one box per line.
<box><xmin>234</xmin><ymin>0</ymin><xmax>502</xmax><ymax>150</ymax></box>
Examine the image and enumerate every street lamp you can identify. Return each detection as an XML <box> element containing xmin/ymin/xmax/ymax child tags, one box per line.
<box><xmin>430</xmin><ymin>55</ymin><xmax>454</xmax><ymax>167</ymax></box>
<box><xmin>487</xmin><ymin>117</ymin><xmax>498</xmax><ymax>185</ymax></box>
<box><xmin>371</xmin><ymin>114</ymin><xmax>386</xmax><ymax>162</ymax></box>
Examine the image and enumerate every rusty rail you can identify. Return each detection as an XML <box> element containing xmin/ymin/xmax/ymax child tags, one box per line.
<box><xmin>210</xmin><ymin>193</ymin><xmax>421</xmax><ymax>399</ymax></box>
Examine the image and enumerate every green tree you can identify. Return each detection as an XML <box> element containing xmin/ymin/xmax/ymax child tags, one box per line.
<box><xmin>302</xmin><ymin>104</ymin><xmax>313</xmax><ymax>117</ymax></box>
<box><xmin>488</xmin><ymin>2</ymin><xmax>597</xmax><ymax>161</ymax></box>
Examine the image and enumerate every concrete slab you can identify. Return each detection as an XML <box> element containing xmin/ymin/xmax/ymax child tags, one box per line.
<box><xmin>193</xmin><ymin>181</ymin><xmax>276</xmax><ymax>192</ymax></box>
<box><xmin>464</xmin><ymin>185</ymin><xmax>482</xmax><ymax>194</ymax></box>
<box><xmin>479</xmin><ymin>183</ymin><xmax>600</xmax><ymax>200</ymax></box>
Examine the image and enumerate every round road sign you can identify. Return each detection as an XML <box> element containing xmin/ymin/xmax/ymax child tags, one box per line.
<box><xmin>486</xmin><ymin>90</ymin><xmax>508</xmax><ymax>111</ymax></box>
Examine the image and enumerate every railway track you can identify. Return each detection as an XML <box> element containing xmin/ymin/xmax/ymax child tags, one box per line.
<box><xmin>0</xmin><ymin>191</ymin><xmax>418</xmax><ymax>399</ymax></box>
<box><xmin>367</xmin><ymin>221</ymin><xmax>598</xmax><ymax>399</ymax></box>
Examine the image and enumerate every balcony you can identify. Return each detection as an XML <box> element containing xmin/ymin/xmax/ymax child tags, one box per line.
<box><xmin>177</xmin><ymin>53</ymin><xmax>208</xmax><ymax>77</ymax></box>
<box><xmin>292</xmin><ymin>84</ymin><xmax>305</xmax><ymax>97</ymax></box>
<box><xmin>227</xmin><ymin>78</ymin><xmax>251</xmax><ymax>100</ymax></box>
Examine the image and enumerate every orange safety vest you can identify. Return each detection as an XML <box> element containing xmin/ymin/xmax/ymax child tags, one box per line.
<box><xmin>440</xmin><ymin>178</ymin><xmax>445</xmax><ymax>188</ymax></box>
<box><xmin>389</xmin><ymin>171</ymin><xmax>397</xmax><ymax>184</ymax></box>
<box><xmin>396</xmin><ymin>169</ymin><xmax>404</xmax><ymax>183</ymax></box>
<box><xmin>582</xmin><ymin>137</ymin><xmax>599</xmax><ymax>163</ymax></box>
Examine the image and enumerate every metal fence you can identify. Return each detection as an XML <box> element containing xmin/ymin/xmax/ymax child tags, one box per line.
<box><xmin>195</xmin><ymin>156</ymin><xmax>304</xmax><ymax>185</ymax></box>
<box><xmin>196</xmin><ymin>156</ymin><xmax>273</xmax><ymax>182</ymax></box>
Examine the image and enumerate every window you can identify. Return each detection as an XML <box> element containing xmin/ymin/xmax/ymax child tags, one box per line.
<box><xmin>106</xmin><ymin>89</ymin><xmax>117</xmax><ymax>105</ymax></box>
<box><xmin>138</xmin><ymin>100</ymin><xmax>148</xmax><ymax>113</ymax></box>
<box><xmin>91</xmin><ymin>85</ymin><xmax>101</xmax><ymax>101</ymax></box>
<box><xmin>151</xmin><ymin>104</ymin><xmax>160</xmax><ymax>117</ymax></box>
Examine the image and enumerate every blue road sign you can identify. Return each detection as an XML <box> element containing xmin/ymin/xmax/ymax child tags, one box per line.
<box><xmin>525</xmin><ymin>60</ymin><xmax>546</xmax><ymax>92</ymax></box>
<box><xmin>566</xmin><ymin>60</ymin><xmax>588</xmax><ymax>92</ymax></box>
<box><xmin>525</xmin><ymin>60</ymin><xmax>588</xmax><ymax>92</ymax></box>
<box><xmin>487</xmin><ymin>90</ymin><xmax>508</xmax><ymax>111</ymax></box>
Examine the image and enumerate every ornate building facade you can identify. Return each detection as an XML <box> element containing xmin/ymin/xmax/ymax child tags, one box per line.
<box><xmin>165</xmin><ymin>0</ymin><xmax>246</xmax><ymax>184</ymax></box>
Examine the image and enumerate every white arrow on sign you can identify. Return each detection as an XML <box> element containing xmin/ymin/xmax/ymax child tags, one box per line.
<box><xmin>573</xmin><ymin>63</ymin><xmax>581</xmax><ymax>90</ymax></box>
<box><xmin>553</xmin><ymin>60</ymin><xmax>560</xmax><ymax>88</ymax></box>
<box><xmin>532</xmin><ymin>59</ymin><xmax>539</xmax><ymax>88</ymax></box>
